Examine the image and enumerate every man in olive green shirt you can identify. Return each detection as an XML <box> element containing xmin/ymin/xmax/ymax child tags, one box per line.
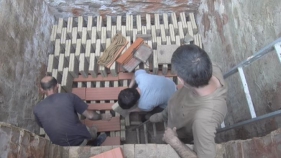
<box><xmin>150</xmin><ymin>45</ymin><xmax>227</xmax><ymax>158</ymax></box>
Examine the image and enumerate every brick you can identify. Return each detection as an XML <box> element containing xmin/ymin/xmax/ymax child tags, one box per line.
<box><xmin>85</xmin><ymin>87</ymin><xmax>125</xmax><ymax>101</ymax></box>
<box><xmin>156</xmin><ymin>144</ymin><xmax>180</xmax><ymax>158</ymax></box>
<box><xmin>116</xmin><ymin>38</ymin><xmax>144</xmax><ymax>64</ymax></box>
<box><xmin>74</xmin><ymin>74</ymin><xmax>119</xmax><ymax>82</ymax></box>
<box><xmin>134</xmin><ymin>44</ymin><xmax>153</xmax><ymax>63</ymax></box>
<box><xmin>224</xmin><ymin>141</ymin><xmax>243</xmax><ymax>158</ymax></box>
<box><xmin>88</xmin><ymin>103</ymin><xmax>114</xmax><ymax>111</ymax></box>
<box><xmin>62</xmin><ymin>147</ymin><xmax>70</xmax><ymax>158</ymax></box>
<box><xmin>123</xmin><ymin>57</ymin><xmax>141</xmax><ymax>73</ymax></box>
<box><xmin>90</xmin><ymin>147</ymin><xmax>102</xmax><ymax>156</ymax></box>
<box><xmin>101</xmin><ymin>137</ymin><xmax>121</xmax><ymax>146</ymax></box>
<box><xmin>72</xmin><ymin>88</ymin><xmax>86</xmax><ymax>100</ymax></box>
<box><xmin>123</xmin><ymin>144</ymin><xmax>134</xmax><ymax>158</ymax></box>
<box><xmin>241</xmin><ymin>139</ymin><xmax>259</xmax><ymax>158</ymax></box>
<box><xmin>68</xmin><ymin>147</ymin><xmax>80</xmax><ymax>158</ymax></box>
<box><xmin>83</xmin><ymin>117</ymin><xmax>120</xmax><ymax>132</ymax></box>
<box><xmin>252</xmin><ymin>136</ymin><xmax>278</xmax><ymax>158</ymax></box>
<box><xmin>90</xmin><ymin>147</ymin><xmax>124</xmax><ymax>158</ymax></box>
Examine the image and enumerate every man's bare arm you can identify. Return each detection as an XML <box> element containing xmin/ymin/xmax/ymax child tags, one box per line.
<box><xmin>163</xmin><ymin>127</ymin><xmax>197</xmax><ymax>158</ymax></box>
<box><xmin>129</xmin><ymin>76</ymin><xmax>136</xmax><ymax>88</ymax></box>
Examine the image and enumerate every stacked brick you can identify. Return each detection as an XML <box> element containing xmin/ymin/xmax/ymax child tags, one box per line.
<box><xmin>46</xmin><ymin>12</ymin><xmax>202</xmax><ymax>146</ymax></box>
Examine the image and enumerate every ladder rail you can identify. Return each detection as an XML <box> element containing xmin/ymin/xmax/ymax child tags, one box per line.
<box><xmin>220</xmin><ymin>38</ymin><xmax>281</xmax><ymax>132</ymax></box>
<box><xmin>224</xmin><ymin>38</ymin><xmax>281</xmax><ymax>79</ymax></box>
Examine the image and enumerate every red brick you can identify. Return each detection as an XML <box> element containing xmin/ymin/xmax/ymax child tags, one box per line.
<box><xmin>72</xmin><ymin>88</ymin><xmax>86</xmax><ymax>100</ymax></box>
<box><xmin>90</xmin><ymin>147</ymin><xmax>124</xmax><ymax>158</ymax></box>
<box><xmin>116</xmin><ymin>38</ymin><xmax>144</xmax><ymax>64</ymax></box>
<box><xmin>88</xmin><ymin>103</ymin><xmax>114</xmax><ymax>111</ymax></box>
<box><xmin>101</xmin><ymin>137</ymin><xmax>121</xmax><ymax>146</ymax></box>
<box><xmin>85</xmin><ymin>87</ymin><xmax>125</xmax><ymax>101</ymax></box>
<box><xmin>83</xmin><ymin>117</ymin><xmax>120</xmax><ymax>132</ymax></box>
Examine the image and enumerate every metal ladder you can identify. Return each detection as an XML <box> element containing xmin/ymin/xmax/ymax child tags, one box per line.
<box><xmin>133</xmin><ymin>37</ymin><xmax>281</xmax><ymax>143</ymax></box>
<box><xmin>218</xmin><ymin>37</ymin><xmax>281</xmax><ymax>133</ymax></box>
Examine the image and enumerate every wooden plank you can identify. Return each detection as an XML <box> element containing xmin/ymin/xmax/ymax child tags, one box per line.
<box><xmin>83</xmin><ymin>117</ymin><xmax>120</xmax><ymax>132</ymax></box>
<box><xmin>88</xmin><ymin>103</ymin><xmax>114</xmax><ymax>111</ymax></box>
<box><xmin>74</xmin><ymin>74</ymin><xmax>118</xmax><ymax>82</ymax></box>
<box><xmin>85</xmin><ymin>87</ymin><xmax>125</xmax><ymax>101</ymax></box>
<box><xmin>72</xmin><ymin>87</ymin><xmax>86</xmax><ymax>100</ymax></box>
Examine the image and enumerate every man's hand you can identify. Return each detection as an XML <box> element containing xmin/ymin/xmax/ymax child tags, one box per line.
<box><xmin>101</xmin><ymin>113</ymin><xmax>112</xmax><ymax>121</ymax></box>
<box><xmin>162</xmin><ymin>127</ymin><xmax>178</xmax><ymax>144</ymax></box>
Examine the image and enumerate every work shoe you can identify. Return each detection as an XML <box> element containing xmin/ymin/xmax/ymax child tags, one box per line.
<box><xmin>149</xmin><ymin>113</ymin><xmax>164</xmax><ymax>123</ymax></box>
<box><xmin>93</xmin><ymin>133</ymin><xmax>107</xmax><ymax>146</ymax></box>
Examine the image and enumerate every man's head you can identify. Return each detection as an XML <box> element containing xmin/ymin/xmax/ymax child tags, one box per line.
<box><xmin>171</xmin><ymin>45</ymin><xmax>212</xmax><ymax>88</ymax></box>
<box><xmin>40</xmin><ymin>76</ymin><xmax>58</xmax><ymax>94</ymax></box>
<box><xmin>118</xmin><ymin>88</ymin><xmax>140</xmax><ymax>109</ymax></box>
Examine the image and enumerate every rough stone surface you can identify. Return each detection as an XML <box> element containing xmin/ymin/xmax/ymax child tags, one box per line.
<box><xmin>197</xmin><ymin>0</ymin><xmax>281</xmax><ymax>141</ymax></box>
<box><xmin>0</xmin><ymin>122</ymin><xmax>65</xmax><ymax>158</ymax></box>
<box><xmin>0</xmin><ymin>0</ymin><xmax>55</xmax><ymax>133</ymax></box>
<box><xmin>44</xmin><ymin>0</ymin><xmax>200</xmax><ymax>18</ymax></box>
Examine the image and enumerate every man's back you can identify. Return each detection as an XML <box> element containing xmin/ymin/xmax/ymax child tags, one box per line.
<box><xmin>33</xmin><ymin>93</ymin><xmax>91</xmax><ymax>146</ymax></box>
<box><xmin>135</xmin><ymin>70</ymin><xmax>177</xmax><ymax>111</ymax></box>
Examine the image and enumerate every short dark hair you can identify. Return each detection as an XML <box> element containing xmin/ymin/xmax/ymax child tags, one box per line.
<box><xmin>171</xmin><ymin>45</ymin><xmax>212</xmax><ymax>88</ymax></box>
<box><xmin>40</xmin><ymin>77</ymin><xmax>58</xmax><ymax>90</ymax></box>
<box><xmin>118</xmin><ymin>88</ymin><xmax>140</xmax><ymax>109</ymax></box>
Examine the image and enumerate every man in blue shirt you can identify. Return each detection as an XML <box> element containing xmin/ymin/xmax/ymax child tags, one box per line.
<box><xmin>118</xmin><ymin>69</ymin><xmax>177</xmax><ymax>115</ymax></box>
